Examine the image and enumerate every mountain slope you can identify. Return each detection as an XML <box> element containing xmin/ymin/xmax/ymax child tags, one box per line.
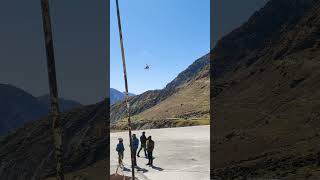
<box><xmin>0</xmin><ymin>84</ymin><xmax>48</xmax><ymax>135</ymax></box>
<box><xmin>110</xmin><ymin>88</ymin><xmax>125</xmax><ymax>105</ymax></box>
<box><xmin>0</xmin><ymin>52</ymin><xmax>210</xmax><ymax>179</ymax></box>
<box><xmin>212</xmin><ymin>0</ymin><xmax>317</xmax><ymax>79</ymax></box>
<box><xmin>0</xmin><ymin>84</ymin><xmax>84</xmax><ymax>135</ymax></box>
<box><xmin>0</xmin><ymin>101</ymin><xmax>109</xmax><ymax>180</ymax></box>
<box><xmin>212</xmin><ymin>0</ymin><xmax>320</xmax><ymax>179</ymax></box>
<box><xmin>110</xmin><ymin>88</ymin><xmax>135</xmax><ymax>105</ymax></box>
<box><xmin>110</xmin><ymin>54</ymin><xmax>210</xmax><ymax>127</ymax></box>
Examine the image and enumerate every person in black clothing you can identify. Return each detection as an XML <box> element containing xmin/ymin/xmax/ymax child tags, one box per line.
<box><xmin>146</xmin><ymin>136</ymin><xmax>155</xmax><ymax>166</ymax></box>
<box><xmin>137</xmin><ymin>132</ymin><xmax>147</xmax><ymax>157</ymax></box>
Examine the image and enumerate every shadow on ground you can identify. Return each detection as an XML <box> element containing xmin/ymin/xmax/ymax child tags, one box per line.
<box><xmin>110</xmin><ymin>174</ymin><xmax>131</xmax><ymax>180</ymax></box>
<box><xmin>151</xmin><ymin>166</ymin><xmax>163</xmax><ymax>171</ymax></box>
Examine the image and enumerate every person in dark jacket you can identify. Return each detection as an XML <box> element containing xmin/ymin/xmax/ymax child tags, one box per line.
<box><xmin>116</xmin><ymin>138</ymin><xmax>125</xmax><ymax>165</ymax></box>
<box><xmin>132</xmin><ymin>134</ymin><xmax>139</xmax><ymax>166</ymax></box>
<box><xmin>146</xmin><ymin>136</ymin><xmax>155</xmax><ymax>166</ymax></box>
<box><xmin>137</xmin><ymin>132</ymin><xmax>147</xmax><ymax>157</ymax></box>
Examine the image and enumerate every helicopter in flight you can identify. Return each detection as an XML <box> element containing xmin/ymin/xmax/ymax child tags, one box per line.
<box><xmin>144</xmin><ymin>64</ymin><xmax>150</xmax><ymax>70</ymax></box>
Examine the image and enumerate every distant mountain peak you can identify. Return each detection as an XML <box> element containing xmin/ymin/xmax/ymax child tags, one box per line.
<box><xmin>0</xmin><ymin>84</ymin><xmax>48</xmax><ymax>135</ymax></box>
<box><xmin>37</xmin><ymin>94</ymin><xmax>83</xmax><ymax>112</ymax></box>
<box><xmin>110</xmin><ymin>88</ymin><xmax>135</xmax><ymax>105</ymax></box>
<box><xmin>0</xmin><ymin>85</ymin><xmax>83</xmax><ymax>135</ymax></box>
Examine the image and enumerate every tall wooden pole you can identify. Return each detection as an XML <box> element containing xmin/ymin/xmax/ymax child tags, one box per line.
<box><xmin>40</xmin><ymin>1</ymin><xmax>65</xmax><ymax>180</ymax></box>
<box><xmin>115</xmin><ymin>0</ymin><xmax>135</xmax><ymax>179</ymax></box>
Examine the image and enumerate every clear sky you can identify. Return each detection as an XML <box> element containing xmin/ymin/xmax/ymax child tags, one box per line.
<box><xmin>110</xmin><ymin>0</ymin><xmax>210</xmax><ymax>95</ymax></box>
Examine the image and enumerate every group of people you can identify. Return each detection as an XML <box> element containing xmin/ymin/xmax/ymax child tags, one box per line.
<box><xmin>116</xmin><ymin>132</ymin><xmax>155</xmax><ymax>167</ymax></box>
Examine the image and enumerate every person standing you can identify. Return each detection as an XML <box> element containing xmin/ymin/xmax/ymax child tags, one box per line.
<box><xmin>116</xmin><ymin>138</ymin><xmax>125</xmax><ymax>165</ymax></box>
<box><xmin>146</xmin><ymin>136</ymin><xmax>155</xmax><ymax>166</ymax></box>
<box><xmin>132</xmin><ymin>134</ymin><xmax>139</xmax><ymax>166</ymax></box>
<box><xmin>137</xmin><ymin>132</ymin><xmax>147</xmax><ymax>157</ymax></box>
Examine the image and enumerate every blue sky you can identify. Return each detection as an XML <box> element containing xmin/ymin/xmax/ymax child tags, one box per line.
<box><xmin>110</xmin><ymin>0</ymin><xmax>210</xmax><ymax>95</ymax></box>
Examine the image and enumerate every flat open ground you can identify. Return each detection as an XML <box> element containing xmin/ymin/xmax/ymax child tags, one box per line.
<box><xmin>110</xmin><ymin>125</ymin><xmax>210</xmax><ymax>180</ymax></box>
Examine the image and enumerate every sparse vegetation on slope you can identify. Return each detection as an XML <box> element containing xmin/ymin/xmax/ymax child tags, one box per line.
<box><xmin>0</xmin><ymin>101</ymin><xmax>109</xmax><ymax>180</ymax></box>
<box><xmin>111</xmin><ymin>54</ymin><xmax>210</xmax><ymax>130</ymax></box>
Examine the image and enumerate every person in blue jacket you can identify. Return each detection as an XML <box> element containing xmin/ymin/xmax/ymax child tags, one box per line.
<box><xmin>132</xmin><ymin>134</ymin><xmax>139</xmax><ymax>166</ymax></box>
<box><xmin>116</xmin><ymin>138</ymin><xmax>125</xmax><ymax>165</ymax></box>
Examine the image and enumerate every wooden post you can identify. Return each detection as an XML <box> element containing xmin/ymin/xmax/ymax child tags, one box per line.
<box><xmin>40</xmin><ymin>1</ymin><xmax>65</xmax><ymax>180</ymax></box>
<box><xmin>115</xmin><ymin>0</ymin><xmax>135</xmax><ymax>179</ymax></box>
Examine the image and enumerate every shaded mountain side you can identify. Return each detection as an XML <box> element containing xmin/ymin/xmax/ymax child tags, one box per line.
<box><xmin>44</xmin><ymin>160</ymin><xmax>107</xmax><ymax>180</ymax></box>
<box><xmin>0</xmin><ymin>100</ymin><xmax>109</xmax><ymax>180</ymax></box>
<box><xmin>38</xmin><ymin>94</ymin><xmax>83</xmax><ymax>112</ymax></box>
<box><xmin>212</xmin><ymin>0</ymin><xmax>318</xmax><ymax>79</ymax></box>
<box><xmin>212</xmin><ymin>0</ymin><xmax>320</xmax><ymax>179</ymax></box>
<box><xmin>0</xmin><ymin>84</ymin><xmax>48</xmax><ymax>135</ymax></box>
<box><xmin>110</xmin><ymin>54</ymin><xmax>209</xmax><ymax>124</ymax></box>
<box><xmin>0</xmin><ymin>84</ymin><xmax>84</xmax><ymax>135</ymax></box>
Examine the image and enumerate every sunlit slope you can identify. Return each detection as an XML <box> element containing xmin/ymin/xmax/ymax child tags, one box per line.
<box><xmin>111</xmin><ymin>55</ymin><xmax>210</xmax><ymax>129</ymax></box>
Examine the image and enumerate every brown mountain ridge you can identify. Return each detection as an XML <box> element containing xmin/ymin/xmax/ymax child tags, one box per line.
<box><xmin>111</xmin><ymin>54</ymin><xmax>210</xmax><ymax>130</ymax></box>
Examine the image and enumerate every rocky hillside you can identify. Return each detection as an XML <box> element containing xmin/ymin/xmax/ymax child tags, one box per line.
<box><xmin>111</xmin><ymin>54</ymin><xmax>210</xmax><ymax>128</ymax></box>
<box><xmin>0</xmin><ymin>100</ymin><xmax>109</xmax><ymax>180</ymax></box>
<box><xmin>212</xmin><ymin>0</ymin><xmax>320</xmax><ymax>179</ymax></box>
<box><xmin>0</xmin><ymin>84</ymin><xmax>48</xmax><ymax>135</ymax></box>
